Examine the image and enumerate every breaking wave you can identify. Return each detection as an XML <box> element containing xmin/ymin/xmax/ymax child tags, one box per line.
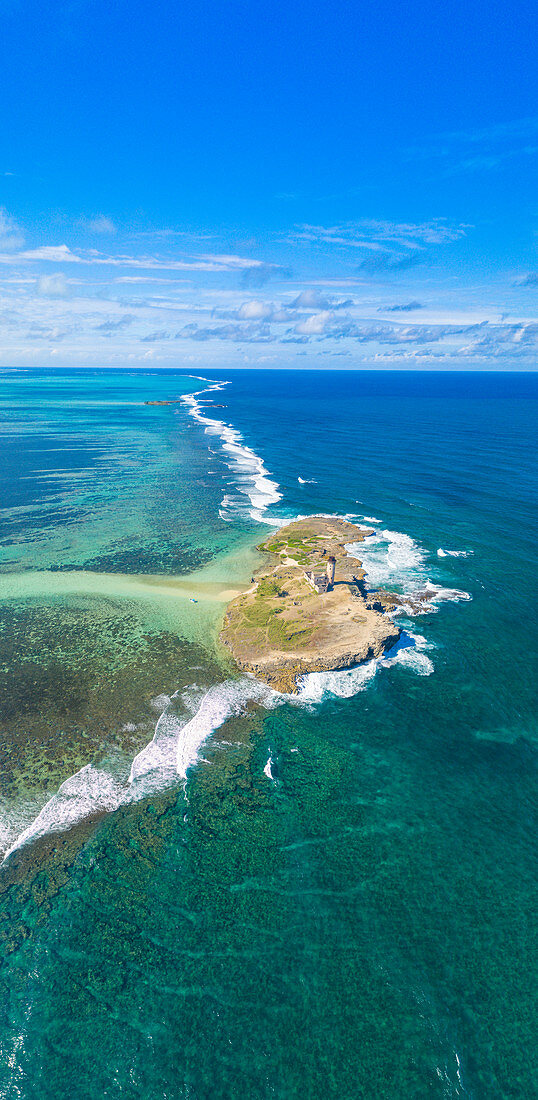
<box><xmin>423</xmin><ymin>581</ymin><xmax>471</xmax><ymax>604</ymax></box>
<box><xmin>2</xmin><ymin>679</ymin><xmax>280</xmax><ymax>863</ymax></box>
<box><xmin>130</xmin><ymin>678</ymin><xmax>278</xmax><ymax>785</ymax></box>
<box><xmin>297</xmin><ymin>631</ymin><xmax>434</xmax><ymax>702</ymax></box>
<box><xmin>2</xmin><ymin>634</ymin><xmax>440</xmax><ymax>862</ymax></box>
<box><xmin>182</xmin><ymin>382</ymin><xmax>282</xmax><ymax>524</ymax></box>
<box><xmin>346</xmin><ymin>525</ymin><xmax>471</xmax><ymax>612</ymax></box>
<box><xmin>347</xmin><ymin>527</ymin><xmax>427</xmax><ymax>591</ymax></box>
<box><xmin>2</xmin><ymin>764</ymin><xmax>128</xmax><ymax>862</ymax></box>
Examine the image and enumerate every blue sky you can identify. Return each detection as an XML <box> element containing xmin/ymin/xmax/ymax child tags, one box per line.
<box><xmin>1</xmin><ymin>0</ymin><xmax>538</xmax><ymax>368</ymax></box>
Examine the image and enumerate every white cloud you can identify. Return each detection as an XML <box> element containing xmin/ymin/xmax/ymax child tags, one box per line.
<box><xmin>287</xmin><ymin>219</ymin><xmax>468</xmax><ymax>251</ymax></box>
<box><xmin>357</xmin><ymin>219</ymin><xmax>467</xmax><ymax>246</ymax></box>
<box><xmin>442</xmin><ymin>118</ymin><xmax>538</xmax><ymax>145</ymax></box>
<box><xmin>0</xmin><ymin>245</ymin><xmax>273</xmax><ymax>273</ymax></box>
<box><xmin>413</xmin><ymin>118</ymin><xmax>538</xmax><ymax>175</ymax></box>
<box><xmin>85</xmin><ymin>215</ymin><xmax>116</xmax><ymax>234</ymax></box>
<box><xmin>237</xmin><ymin>299</ymin><xmax>275</xmax><ymax>320</ymax></box>
<box><xmin>291</xmin><ymin>289</ymin><xmax>330</xmax><ymax>309</ymax></box>
<box><xmin>36</xmin><ymin>273</ymin><xmax>69</xmax><ymax>297</ymax></box>
<box><xmin>0</xmin><ymin>207</ymin><xmax>24</xmax><ymax>251</ymax></box>
<box><xmin>295</xmin><ymin>310</ymin><xmax>334</xmax><ymax>335</ymax></box>
<box><xmin>0</xmin><ymin>207</ymin><xmax>532</xmax><ymax>369</ymax></box>
<box><xmin>200</xmin><ymin>252</ymin><xmax>265</xmax><ymax>270</ymax></box>
<box><xmin>288</xmin><ymin>289</ymin><xmax>353</xmax><ymax>311</ymax></box>
<box><xmin>18</xmin><ymin>245</ymin><xmax>81</xmax><ymax>263</ymax></box>
<box><xmin>113</xmin><ymin>275</ymin><xmax>183</xmax><ymax>284</ymax></box>
<box><xmin>95</xmin><ymin>314</ymin><xmax>135</xmax><ymax>334</ymax></box>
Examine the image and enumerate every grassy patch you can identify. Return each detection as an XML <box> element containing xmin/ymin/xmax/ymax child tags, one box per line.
<box><xmin>263</xmin><ymin>541</ymin><xmax>285</xmax><ymax>554</ymax></box>
<box><xmin>243</xmin><ymin>601</ymin><xmax>273</xmax><ymax>628</ymax></box>
<box><xmin>256</xmin><ymin>577</ymin><xmax>283</xmax><ymax>599</ymax></box>
<box><xmin>267</xmin><ymin>617</ymin><xmax>313</xmax><ymax>650</ymax></box>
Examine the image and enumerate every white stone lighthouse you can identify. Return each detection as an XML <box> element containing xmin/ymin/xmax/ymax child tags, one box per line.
<box><xmin>326</xmin><ymin>556</ymin><xmax>336</xmax><ymax>589</ymax></box>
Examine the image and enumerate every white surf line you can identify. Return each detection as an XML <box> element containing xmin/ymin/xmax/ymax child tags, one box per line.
<box><xmin>249</xmin><ymin>507</ymin><xmax>470</xmax><ymax>614</ymax></box>
<box><xmin>1</xmin><ymin>678</ymin><xmax>281</xmax><ymax>863</ymax></box>
<box><xmin>130</xmin><ymin>677</ymin><xmax>279</xmax><ymax>785</ymax></box>
<box><xmin>423</xmin><ymin>581</ymin><xmax>471</xmax><ymax>603</ymax></box>
<box><xmin>181</xmin><ymin>381</ymin><xmax>282</xmax><ymax>524</ymax></box>
<box><xmin>1</xmin><ymin>764</ymin><xmax>128</xmax><ymax>863</ymax></box>
<box><xmin>346</xmin><ymin>527</ymin><xmax>428</xmax><ymax>592</ymax></box>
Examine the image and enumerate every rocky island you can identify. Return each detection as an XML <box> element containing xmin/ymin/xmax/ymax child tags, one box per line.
<box><xmin>220</xmin><ymin>516</ymin><xmax>401</xmax><ymax>693</ymax></box>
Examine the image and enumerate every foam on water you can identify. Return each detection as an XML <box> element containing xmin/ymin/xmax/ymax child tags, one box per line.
<box><xmin>424</xmin><ymin>581</ymin><xmax>471</xmax><ymax>603</ymax></box>
<box><xmin>1</xmin><ymin>494</ymin><xmax>470</xmax><ymax>861</ymax></box>
<box><xmin>182</xmin><ymin>382</ymin><xmax>282</xmax><ymax>524</ymax></box>
<box><xmin>437</xmin><ymin>548</ymin><xmax>472</xmax><ymax>558</ymax></box>
<box><xmin>2</xmin><ymin>764</ymin><xmax>128</xmax><ymax>861</ymax></box>
<box><xmin>297</xmin><ymin>631</ymin><xmax>434</xmax><ymax>702</ymax></box>
<box><xmin>150</xmin><ymin>693</ymin><xmax>171</xmax><ymax>711</ymax></box>
<box><xmin>346</xmin><ymin>528</ymin><xmax>428</xmax><ymax>591</ymax></box>
<box><xmin>128</xmin><ymin>690</ymin><xmax>201</xmax><ymax>793</ymax></box>
<box><xmin>384</xmin><ymin>645</ymin><xmax>434</xmax><ymax>677</ymax></box>
<box><xmin>169</xmin><ymin>678</ymin><xmax>277</xmax><ymax>778</ymax></box>
<box><xmin>345</xmin><ymin>522</ymin><xmax>472</xmax><ymax>614</ymax></box>
<box><xmin>263</xmin><ymin>755</ymin><xmax>276</xmax><ymax>781</ymax></box>
<box><xmin>0</xmin><ymin>797</ymin><xmax>45</xmax><ymax>859</ymax></box>
<box><xmin>297</xmin><ymin>660</ymin><xmax>379</xmax><ymax>703</ymax></box>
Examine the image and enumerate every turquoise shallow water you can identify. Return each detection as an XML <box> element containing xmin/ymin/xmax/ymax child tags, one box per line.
<box><xmin>0</xmin><ymin>368</ymin><xmax>537</xmax><ymax>1098</ymax></box>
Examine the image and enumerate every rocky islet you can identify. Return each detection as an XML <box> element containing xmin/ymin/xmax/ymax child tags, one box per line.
<box><xmin>219</xmin><ymin>516</ymin><xmax>401</xmax><ymax>693</ymax></box>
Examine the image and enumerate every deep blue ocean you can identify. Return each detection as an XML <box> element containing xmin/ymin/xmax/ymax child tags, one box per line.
<box><xmin>0</xmin><ymin>368</ymin><xmax>537</xmax><ymax>1098</ymax></box>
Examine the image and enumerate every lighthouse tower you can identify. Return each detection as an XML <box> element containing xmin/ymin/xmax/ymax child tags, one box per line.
<box><xmin>326</xmin><ymin>556</ymin><xmax>336</xmax><ymax>589</ymax></box>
